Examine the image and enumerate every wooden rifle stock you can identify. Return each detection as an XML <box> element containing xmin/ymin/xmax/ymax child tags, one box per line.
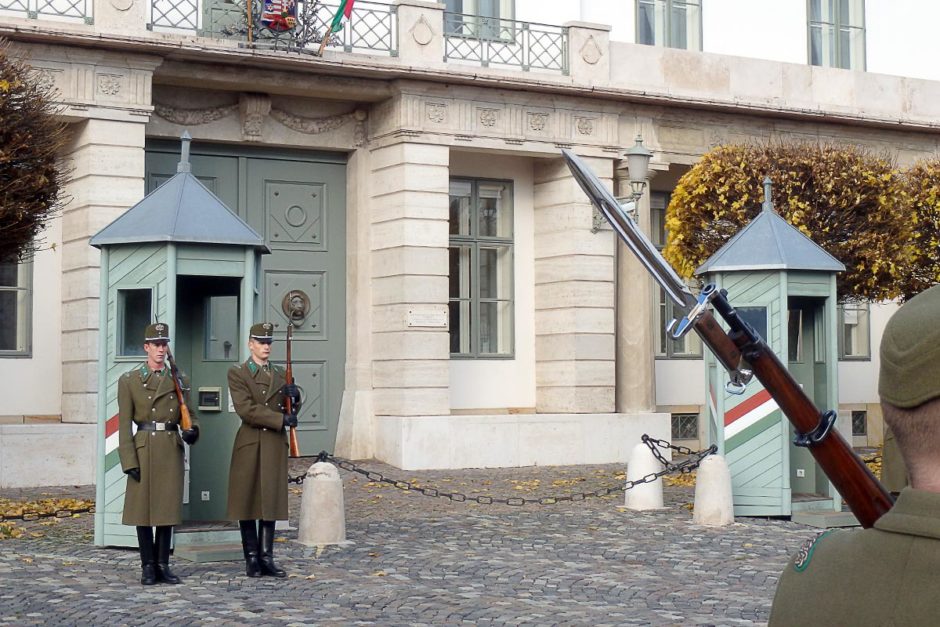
<box><xmin>285</xmin><ymin>325</ymin><xmax>301</xmax><ymax>458</ymax></box>
<box><xmin>164</xmin><ymin>347</ymin><xmax>193</xmax><ymax>432</ymax></box>
<box><xmin>696</xmin><ymin>298</ymin><xmax>893</xmax><ymax>528</ymax></box>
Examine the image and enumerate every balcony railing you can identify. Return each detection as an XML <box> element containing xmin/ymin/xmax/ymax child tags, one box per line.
<box><xmin>149</xmin><ymin>0</ymin><xmax>397</xmax><ymax>56</ymax></box>
<box><xmin>443</xmin><ymin>12</ymin><xmax>568</xmax><ymax>75</ymax></box>
<box><xmin>0</xmin><ymin>0</ymin><xmax>92</xmax><ymax>23</ymax></box>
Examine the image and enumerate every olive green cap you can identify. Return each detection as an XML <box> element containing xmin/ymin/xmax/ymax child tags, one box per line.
<box><xmin>249</xmin><ymin>322</ymin><xmax>275</xmax><ymax>342</ymax></box>
<box><xmin>144</xmin><ymin>322</ymin><xmax>170</xmax><ymax>343</ymax></box>
<box><xmin>879</xmin><ymin>284</ymin><xmax>940</xmax><ymax>408</ymax></box>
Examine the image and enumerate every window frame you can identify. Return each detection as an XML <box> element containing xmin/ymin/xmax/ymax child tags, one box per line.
<box><xmin>636</xmin><ymin>0</ymin><xmax>703</xmax><ymax>51</ymax></box>
<box><xmin>807</xmin><ymin>0</ymin><xmax>866</xmax><ymax>70</ymax></box>
<box><xmin>444</xmin><ymin>0</ymin><xmax>516</xmax><ymax>42</ymax></box>
<box><xmin>650</xmin><ymin>191</ymin><xmax>702</xmax><ymax>360</ymax></box>
<box><xmin>0</xmin><ymin>261</ymin><xmax>33</xmax><ymax>358</ymax></box>
<box><xmin>449</xmin><ymin>177</ymin><xmax>515</xmax><ymax>359</ymax></box>
<box><xmin>837</xmin><ymin>301</ymin><xmax>871</xmax><ymax>361</ymax></box>
<box><xmin>671</xmin><ymin>411</ymin><xmax>699</xmax><ymax>440</ymax></box>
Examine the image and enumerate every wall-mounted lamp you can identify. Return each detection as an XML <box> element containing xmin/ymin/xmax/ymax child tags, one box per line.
<box><xmin>591</xmin><ymin>134</ymin><xmax>654</xmax><ymax>232</ymax></box>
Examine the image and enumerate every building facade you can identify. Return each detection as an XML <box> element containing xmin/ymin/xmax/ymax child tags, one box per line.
<box><xmin>0</xmin><ymin>0</ymin><xmax>936</xmax><ymax>487</ymax></box>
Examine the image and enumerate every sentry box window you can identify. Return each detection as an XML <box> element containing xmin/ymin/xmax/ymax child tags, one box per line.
<box><xmin>198</xmin><ymin>387</ymin><xmax>223</xmax><ymax>412</ymax></box>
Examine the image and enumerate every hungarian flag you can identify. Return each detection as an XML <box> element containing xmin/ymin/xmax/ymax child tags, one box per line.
<box><xmin>329</xmin><ymin>0</ymin><xmax>355</xmax><ymax>33</ymax></box>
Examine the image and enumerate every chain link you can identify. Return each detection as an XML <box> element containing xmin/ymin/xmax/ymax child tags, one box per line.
<box><xmin>287</xmin><ymin>436</ymin><xmax>716</xmax><ymax>506</ymax></box>
<box><xmin>0</xmin><ymin>505</ymin><xmax>95</xmax><ymax>523</ymax></box>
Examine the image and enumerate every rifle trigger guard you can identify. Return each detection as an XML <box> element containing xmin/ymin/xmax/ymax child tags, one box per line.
<box><xmin>793</xmin><ymin>410</ymin><xmax>838</xmax><ymax>448</ymax></box>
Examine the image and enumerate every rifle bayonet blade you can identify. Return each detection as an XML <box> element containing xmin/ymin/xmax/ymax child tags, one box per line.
<box><xmin>561</xmin><ymin>149</ymin><xmax>696</xmax><ymax>311</ymax></box>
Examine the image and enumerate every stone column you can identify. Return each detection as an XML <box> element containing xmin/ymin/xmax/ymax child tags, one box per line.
<box><xmin>614</xmin><ymin>164</ymin><xmax>657</xmax><ymax>413</ymax></box>
<box><xmin>533</xmin><ymin>156</ymin><xmax>616</xmax><ymax>414</ymax></box>
<box><xmin>396</xmin><ymin>0</ymin><xmax>445</xmax><ymax>69</ymax></box>
<box><xmin>61</xmin><ymin>118</ymin><xmax>149</xmax><ymax>423</ymax></box>
<box><xmin>369</xmin><ymin>141</ymin><xmax>451</xmax><ymax>418</ymax></box>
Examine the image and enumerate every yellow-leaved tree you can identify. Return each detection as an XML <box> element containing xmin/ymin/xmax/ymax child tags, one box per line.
<box><xmin>664</xmin><ymin>142</ymin><xmax>914</xmax><ymax>302</ymax></box>
<box><xmin>900</xmin><ymin>160</ymin><xmax>940</xmax><ymax>299</ymax></box>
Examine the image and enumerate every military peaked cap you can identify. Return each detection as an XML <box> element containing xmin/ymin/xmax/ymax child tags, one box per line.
<box><xmin>144</xmin><ymin>322</ymin><xmax>170</xmax><ymax>343</ymax></box>
<box><xmin>250</xmin><ymin>322</ymin><xmax>275</xmax><ymax>342</ymax></box>
<box><xmin>879</xmin><ymin>284</ymin><xmax>940</xmax><ymax>408</ymax></box>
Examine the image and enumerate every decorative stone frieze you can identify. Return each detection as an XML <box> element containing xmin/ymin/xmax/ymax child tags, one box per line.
<box><xmin>269</xmin><ymin>108</ymin><xmax>359</xmax><ymax>135</ymax></box>
<box><xmin>153</xmin><ymin>102</ymin><xmax>239</xmax><ymax>125</ymax></box>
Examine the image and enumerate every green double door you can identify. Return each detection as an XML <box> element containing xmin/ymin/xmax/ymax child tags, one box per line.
<box><xmin>146</xmin><ymin>143</ymin><xmax>347</xmax><ymax>520</ymax></box>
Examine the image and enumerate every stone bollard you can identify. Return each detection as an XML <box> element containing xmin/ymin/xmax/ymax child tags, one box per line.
<box><xmin>624</xmin><ymin>442</ymin><xmax>664</xmax><ymax>510</ymax></box>
<box><xmin>692</xmin><ymin>454</ymin><xmax>734</xmax><ymax>526</ymax></box>
<box><xmin>297</xmin><ymin>461</ymin><xmax>348</xmax><ymax>546</ymax></box>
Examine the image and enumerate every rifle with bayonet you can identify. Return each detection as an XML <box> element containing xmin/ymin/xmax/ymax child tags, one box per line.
<box><xmin>285</xmin><ymin>325</ymin><xmax>301</xmax><ymax>458</ymax></box>
<box><xmin>164</xmin><ymin>345</ymin><xmax>194</xmax><ymax>432</ymax></box>
<box><xmin>561</xmin><ymin>149</ymin><xmax>893</xmax><ymax>528</ymax></box>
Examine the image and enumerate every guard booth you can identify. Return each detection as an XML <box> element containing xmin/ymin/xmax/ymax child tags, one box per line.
<box><xmin>91</xmin><ymin>133</ymin><xmax>269</xmax><ymax>547</ymax></box>
<box><xmin>697</xmin><ymin>178</ymin><xmax>847</xmax><ymax>520</ymax></box>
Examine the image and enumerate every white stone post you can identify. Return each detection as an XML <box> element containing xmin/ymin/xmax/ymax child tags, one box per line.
<box><xmin>692</xmin><ymin>454</ymin><xmax>734</xmax><ymax>526</ymax></box>
<box><xmin>624</xmin><ymin>441</ymin><xmax>664</xmax><ymax>510</ymax></box>
<box><xmin>565</xmin><ymin>21</ymin><xmax>611</xmax><ymax>86</ymax></box>
<box><xmin>533</xmin><ymin>156</ymin><xmax>616</xmax><ymax>413</ymax></box>
<box><xmin>297</xmin><ymin>462</ymin><xmax>349</xmax><ymax>546</ymax></box>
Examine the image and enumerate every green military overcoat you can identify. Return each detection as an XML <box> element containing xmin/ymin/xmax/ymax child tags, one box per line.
<box><xmin>117</xmin><ymin>365</ymin><xmax>197</xmax><ymax>526</ymax></box>
<box><xmin>769</xmin><ymin>489</ymin><xmax>940</xmax><ymax>626</ymax></box>
<box><xmin>226</xmin><ymin>360</ymin><xmax>289</xmax><ymax>521</ymax></box>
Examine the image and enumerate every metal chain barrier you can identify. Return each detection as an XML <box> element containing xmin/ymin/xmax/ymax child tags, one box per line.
<box><xmin>287</xmin><ymin>435</ymin><xmax>717</xmax><ymax>506</ymax></box>
<box><xmin>0</xmin><ymin>505</ymin><xmax>95</xmax><ymax>523</ymax></box>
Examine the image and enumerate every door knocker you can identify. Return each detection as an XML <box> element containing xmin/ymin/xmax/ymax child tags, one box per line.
<box><xmin>281</xmin><ymin>290</ymin><xmax>311</xmax><ymax>328</ymax></box>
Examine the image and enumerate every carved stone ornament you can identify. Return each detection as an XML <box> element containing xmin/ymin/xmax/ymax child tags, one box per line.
<box><xmin>479</xmin><ymin>108</ymin><xmax>498</xmax><ymax>127</ymax></box>
<box><xmin>580</xmin><ymin>35</ymin><xmax>603</xmax><ymax>66</ymax></box>
<box><xmin>528</xmin><ymin>112</ymin><xmax>547</xmax><ymax>132</ymax></box>
<box><xmin>576</xmin><ymin>117</ymin><xmax>594</xmax><ymax>136</ymax></box>
<box><xmin>410</xmin><ymin>15</ymin><xmax>435</xmax><ymax>46</ymax></box>
<box><xmin>153</xmin><ymin>102</ymin><xmax>239</xmax><ymax>125</ymax></box>
<box><xmin>269</xmin><ymin>108</ymin><xmax>358</xmax><ymax>135</ymax></box>
<box><xmin>96</xmin><ymin>74</ymin><xmax>123</xmax><ymax>96</ymax></box>
<box><xmin>353</xmin><ymin>109</ymin><xmax>368</xmax><ymax>147</ymax></box>
<box><xmin>427</xmin><ymin>103</ymin><xmax>446</xmax><ymax>124</ymax></box>
<box><xmin>30</xmin><ymin>67</ymin><xmax>60</xmax><ymax>92</ymax></box>
<box><xmin>240</xmin><ymin>93</ymin><xmax>271</xmax><ymax>142</ymax></box>
<box><xmin>109</xmin><ymin>0</ymin><xmax>133</xmax><ymax>11</ymax></box>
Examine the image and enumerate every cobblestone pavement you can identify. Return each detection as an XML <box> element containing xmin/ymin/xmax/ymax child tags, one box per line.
<box><xmin>0</xmin><ymin>459</ymin><xmax>823</xmax><ymax>626</ymax></box>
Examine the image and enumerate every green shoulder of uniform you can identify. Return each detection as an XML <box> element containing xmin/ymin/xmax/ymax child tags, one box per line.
<box><xmin>792</xmin><ymin>529</ymin><xmax>836</xmax><ymax>572</ymax></box>
<box><xmin>271</xmin><ymin>364</ymin><xmax>285</xmax><ymax>374</ymax></box>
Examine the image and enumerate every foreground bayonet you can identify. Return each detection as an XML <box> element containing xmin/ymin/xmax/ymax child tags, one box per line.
<box><xmin>562</xmin><ymin>149</ymin><xmax>893</xmax><ymax>527</ymax></box>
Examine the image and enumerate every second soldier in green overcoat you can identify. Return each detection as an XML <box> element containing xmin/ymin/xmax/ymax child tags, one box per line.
<box><xmin>226</xmin><ymin>322</ymin><xmax>301</xmax><ymax>578</ymax></box>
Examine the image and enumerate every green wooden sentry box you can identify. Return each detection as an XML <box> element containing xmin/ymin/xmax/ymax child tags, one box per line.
<box><xmin>696</xmin><ymin>179</ymin><xmax>845</xmax><ymax>518</ymax></box>
<box><xmin>90</xmin><ymin>133</ymin><xmax>268</xmax><ymax>547</ymax></box>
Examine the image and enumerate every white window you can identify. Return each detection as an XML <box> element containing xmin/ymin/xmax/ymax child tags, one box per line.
<box><xmin>838</xmin><ymin>302</ymin><xmax>870</xmax><ymax>359</ymax></box>
<box><xmin>651</xmin><ymin>192</ymin><xmax>702</xmax><ymax>359</ymax></box>
<box><xmin>637</xmin><ymin>0</ymin><xmax>702</xmax><ymax>50</ymax></box>
<box><xmin>0</xmin><ymin>262</ymin><xmax>32</xmax><ymax>356</ymax></box>
<box><xmin>449</xmin><ymin>179</ymin><xmax>514</xmax><ymax>357</ymax></box>
<box><xmin>444</xmin><ymin>0</ymin><xmax>514</xmax><ymax>39</ymax></box>
<box><xmin>808</xmin><ymin>0</ymin><xmax>865</xmax><ymax>70</ymax></box>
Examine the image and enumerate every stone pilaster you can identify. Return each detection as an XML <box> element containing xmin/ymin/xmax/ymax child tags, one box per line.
<box><xmin>61</xmin><ymin>118</ymin><xmax>148</xmax><ymax>423</ymax></box>
<box><xmin>369</xmin><ymin>141</ymin><xmax>451</xmax><ymax>417</ymax></box>
<box><xmin>614</xmin><ymin>165</ymin><xmax>657</xmax><ymax>413</ymax></box>
<box><xmin>396</xmin><ymin>0</ymin><xmax>445</xmax><ymax>70</ymax></box>
<box><xmin>533</xmin><ymin>156</ymin><xmax>616</xmax><ymax>413</ymax></box>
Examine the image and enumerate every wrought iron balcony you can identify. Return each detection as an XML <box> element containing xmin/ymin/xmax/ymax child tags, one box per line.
<box><xmin>0</xmin><ymin>0</ymin><xmax>92</xmax><ymax>23</ymax></box>
<box><xmin>148</xmin><ymin>0</ymin><xmax>398</xmax><ymax>56</ymax></box>
<box><xmin>443</xmin><ymin>12</ymin><xmax>568</xmax><ymax>75</ymax></box>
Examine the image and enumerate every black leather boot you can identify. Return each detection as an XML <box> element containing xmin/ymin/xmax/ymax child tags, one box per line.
<box><xmin>259</xmin><ymin>520</ymin><xmax>286</xmax><ymax>578</ymax></box>
<box><xmin>239</xmin><ymin>520</ymin><xmax>262</xmax><ymax>578</ymax></box>
<box><xmin>136</xmin><ymin>526</ymin><xmax>157</xmax><ymax>586</ymax></box>
<box><xmin>154</xmin><ymin>525</ymin><xmax>181</xmax><ymax>584</ymax></box>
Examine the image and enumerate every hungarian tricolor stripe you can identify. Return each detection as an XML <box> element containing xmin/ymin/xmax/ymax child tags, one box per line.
<box><xmin>329</xmin><ymin>0</ymin><xmax>355</xmax><ymax>33</ymax></box>
<box><xmin>724</xmin><ymin>388</ymin><xmax>778</xmax><ymax>439</ymax></box>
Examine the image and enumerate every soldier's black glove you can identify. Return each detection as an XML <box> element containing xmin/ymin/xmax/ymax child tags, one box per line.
<box><xmin>125</xmin><ymin>468</ymin><xmax>141</xmax><ymax>483</ymax></box>
<box><xmin>282</xmin><ymin>412</ymin><xmax>298</xmax><ymax>429</ymax></box>
<box><xmin>282</xmin><ymin>383</ymin><xmax>302</xmax><ymax>410</ymax></box>
<box><xmin>181</xmin><ymin>426</ymin><xmax>199</xmax><ymax>445</ymax></box>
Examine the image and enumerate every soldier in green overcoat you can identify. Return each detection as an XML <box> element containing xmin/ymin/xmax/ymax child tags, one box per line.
<box><xmin>118</xmin><ymin>322</ymin><xmax>200</xmax><ymax>586</ymax></box>
<box><xmin>226</xmin><ymin>322</ymin><xmax>301</xmax><ymax>578</ymax></box>
<box><xmin>769</xmin><ymin>284</ymin><xmax>940</xmax><ymax>625</ymax></box>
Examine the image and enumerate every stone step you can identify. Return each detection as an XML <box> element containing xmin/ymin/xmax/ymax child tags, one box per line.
<box><xmin>791</xmin><ymin>509</ymin><xmax>860</xmax><ymax>528</ymax></box>
<box><xmin>174</xmin><ymin>542</ymin><xmax>243</xmax><ymax>563</ymax></box>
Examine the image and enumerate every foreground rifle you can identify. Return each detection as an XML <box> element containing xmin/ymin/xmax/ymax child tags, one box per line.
<box><xmin>164</xmin><ymin>346</ymin><xmax>193</xmax><ymax>432</ymax></box>
<box><xmin>562</xmin><ymin>149</ymin><xmax>893</xmax><ymax>528</ymax></box>
<box><xmin>285</xmin><ymin>325</ymin><xmax>301</xmax><ymax>458</ymax></box>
